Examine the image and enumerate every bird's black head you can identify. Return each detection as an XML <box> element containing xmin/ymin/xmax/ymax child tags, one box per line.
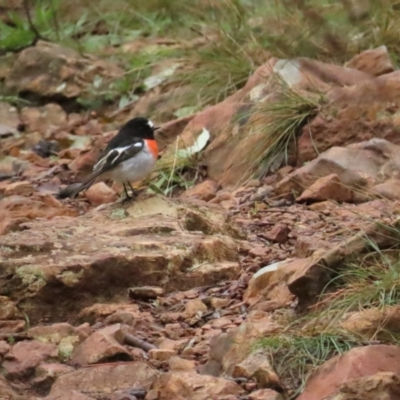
<box><xmin>122</xmin><ymin>117</ymin><xmax>159</xmax><ymax>140</ymax></box>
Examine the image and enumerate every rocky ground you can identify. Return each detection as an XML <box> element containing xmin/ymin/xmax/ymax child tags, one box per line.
<box><xmin>2</xmin><ymin>2</ymin><xmax>400</xmax><ymax>400</ymax></box>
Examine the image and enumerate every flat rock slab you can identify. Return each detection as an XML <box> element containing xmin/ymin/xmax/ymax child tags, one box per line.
<box><xmin>0</xmin><ymin>196</ymin><xmax>240</xmax><ymax>323</ymax></box>
<box><xmin>46</xmin><ymin>362</ymin><xmax>158</xmax><ymax>399</ymax></box>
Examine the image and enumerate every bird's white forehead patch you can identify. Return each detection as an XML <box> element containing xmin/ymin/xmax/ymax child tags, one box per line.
<box><xmin>147</xmin><ymin>120</ymin><xmax>154</xmax><ymax>128</ymax></box>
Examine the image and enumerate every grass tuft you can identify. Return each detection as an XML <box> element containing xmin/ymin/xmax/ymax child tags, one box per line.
<box><xmin>254</xmin><ymin>78</ymin><xmax>325</xmax><ymax>177</ymax></box>
<box><xmin>259</xmin><ymin>330</ymin><xmax>360</xmax><ymax>398</ymax></box>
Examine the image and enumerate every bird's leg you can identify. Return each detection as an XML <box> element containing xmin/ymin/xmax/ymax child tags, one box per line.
<box><xmin>122</xmin><ymin>183</ymin><xmax>131</xmax><ymax>202</ymax></box>
<box><xmin>127</xmin><ymin>181</ymin><xmax>139</xmax><ymax>199</ymax></box>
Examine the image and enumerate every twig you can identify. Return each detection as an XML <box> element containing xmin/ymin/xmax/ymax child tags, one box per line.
<box><xmin>49</xmin><ymin>0</ymin><xmax>60</xmax><ymax>41</ymax></box>
<box><xmin>123</xmin><ymin>333</ymin><xmax>156</xmax><ymax>352</ymax></box>
<box><xmin>22</xmin><ymin>0</ymin><xmax>46</xmax><ymax>42</ymax></box>
<box><xmin>0</xmin><ymin>333</ymin><xmax>30</xmax><ymax>341</ymax></box>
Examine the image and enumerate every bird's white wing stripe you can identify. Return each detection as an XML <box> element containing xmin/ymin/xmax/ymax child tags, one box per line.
<box><xmin>93</xmin><ymin>144</ymin><xmax>143</xmax><ymax>172</ymax></box>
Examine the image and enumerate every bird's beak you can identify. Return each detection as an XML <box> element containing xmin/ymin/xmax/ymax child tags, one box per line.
<box><xmin>153</xmin><ymin>126</ymin><xmax>161</xmax><ymax>131</ymax></box>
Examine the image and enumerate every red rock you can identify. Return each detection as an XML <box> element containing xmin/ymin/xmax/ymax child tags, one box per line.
<box><xmin>45</xmin><ymin>390</ymin><xmax>96</xmax><ymax>400</ymax></box>
<box><xmin>0</xmin><ymin>340</ymin><xmax>10</xmax><ymax>356</ymax></box>
<box><xmin>244</xmin><ymin>260</ymin><xmax>288</xmax><ymax>306</ymax></box>
<box><xmin>85</xmin><ymin>182</ymin><xmax>118</xmax><ymax>206</ymax></box>
<box><xmin>249</xmin><ymin>389</ymin><xmax>283</xmax><ymax>400</ymax></box>
<box><xmin>3</xmin><ymin>340</ymin><xmax>58</xmax><ymax>378</ymax></box>
<box><xmin>33</xmin><ymin>363</ymin><xmax>75</xmax><ymax>389</ymax></box>
<box><xmin>276</xmin><ymin>139</ymin><xmax>400</xmax><ymax>199</ymax></box>
<box><xmin>211</xmin><ymin>317</ymin><xmax>232</xmax><ymax>330</ymax></box>
<box><xmin>298</xmin><ymin>72</ymin><xmax>400</xmax><ymax>164</ymax></box>
<box><xmin>21</xmin><ymin>103</ymin><xmax>67</xmax><ymax>133</ymax></box>
<box><xmin>184</xmin><ymin>299</ymin><xmax>208</xmax><ymax>318</ymax></box>
<box><xmin>232</xmin><ymin>349</ymin><xmax>281</xmax><ymax>388</ymax></box>
<box><xmin>157</xmin><ymin>115</ymin><xmax>194</xmax><ymax>150</ymax></box>
<box><xmin>0</xmin><ymin>194</ymin><xmax>77</xmax><ymax>235</ymax></box>
<box><xmin>0</xmin><ymin>296</ymin><xmax>19</xmax><ymax>319</ymax></box>
<box><xmin>77</xmin><ymin>303</ymin><xmax>141</xmax><ymax>325</ymax></box>
<box><xmin>180</xmin><ymin>180</ymin><xmax>219</xmax><ymax>201</ymax></box>
<box><xmin>0</xmin><ymin>102</ymin><xmax>20</xmax><ymax>130</ymax></box>
<box><xmin>47</xmin><ymin>362</ymin><xmax>159</xmax><ymax>398</ymax></box>
<box><xmin>346</xmin><ymin>46</ymin><xmax>394</xmax><ymax>77</ymax></box>
<box><xmin>325</xmin><ymin>372</ymin><xmax>400</xmax><ymax>400</ymax></box>
<box><xmin>0</xmin><ymin>320</ymin><xmax>26</xmax><ymax>334</ymax></box>
<box><xmin>0</xmin><ymin>375</ymin><xmax>20</xmax><ymax>399</ymax></box>
<box><xmin>149</xmin><ymin>371</ymin><xmax>244</xmax><ymax>400</ymax></box>
<box><xmin>298</xmin><ymin>345</ymin><xmax>400</xmax><ymax>400</ymax></box>
<box><xmin>6</xmin><ymin>41</ymin><xmax>123</xmax><ymax>99</ymax></box>
<box><xmin>157</xmin><ymin>338</ymin><xmax>187</xmax><ymax>352</ymax></box>
<box><xmin>263</xmin><ymin>224</ymin><xmax>290</xmax><ymax>243</ymax></box>
<box><xmin>296</xmin><ymin>173</ymin><xmax>353</xmax><ymax>203</ymax></box>
<box><xmin>203</xmin><ymin>311</ymin><xmax>280</xmax><ymax>377</ymax></box>
<box><xmin>210</xmin><ymin>298</ymin><xmax>230</xmax><ymax>309</ymax></box>
<box><xmin>71</xmin><ymin>324</ymin><xmax>132</xmax><ymax>366</ymax></box>
<box><xmin>340</xmin><ymin>306</ymin><xmax>400</xmax><ymax>338</ymax></box>
<box><xmin>149</xmin><ymin>349</ymin><xmax>176</xmax><ymax>362</ymax></box>
<box><xmin>3</xmin><ymin>181</ymin><xmax>34</xmax><ymax>197</ymax></box>
<box><xmin>371</xmin><ymin>179</ymin><xmax>400</xmax><ymax>200</ymax></box>
<box><xmin>28</xmin><ymin>322</ymin><xmax>84</xmax><ymax>344</ymax></box>
<box><xmin>168</xmin><ymin>356</ymin><xmax>196</xmax><ymax>371</ymax></box>
<box><xmin>128</xmin><ymin>286</ymin><xmax>164</xmax><ymax>301</ymax></box>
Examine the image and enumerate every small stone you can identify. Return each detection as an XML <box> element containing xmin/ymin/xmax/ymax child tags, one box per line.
<box><xmin>158</xmin><ymin>338</ymin><xmax>187</xmax><ymax>352</ymax></box>
<box><xmin>202</xmin><ymin>329</ymin><xmax>223</xmax><ymax>339</ymax></box>
<box><xmin>249</xmin><ymin>389</ymin><xmax>283</xmax><ymax>400</ymax></box>
<box><xmin>232</xmin><ymin>350</ymin><xmax>281</xmax><ymax>388</ymax></box>
<box><xmin>149</xmin><ymin>349</ymin><xmax>176</xmax><ymax>362</ymax></box>
<box><xmin>168</xmin><ymin>356</ymin><xmax>196</xmax><ymax>371</ymax></box>
<box><xmin>210</xmin><ymin>298</ymin><xmax>230</xmax><ymax>309</ymax></box>
<box><xmin>85</xmin><ymin>182</ymin><xmax>118</xmax><ymax>206</ymax></box>
<box><xmin>3</xmin><ymin>340</ymin><xmax>58</xmax><ymax>378</ymax></box>
<box><xmin>71</xmin><ymin>324</ymin><xmax>132</xmax><ymax>366</ymax></box>
<box><xmin>0</xmin><ymin>296</ymin><xmax>19</xmax><ymax>319</ymax></box>
<box><xmin>346</xmin><ymin>45</ymin><xmax>394</xmax><ymax>76</ymax></box>
<box><xmin>246</xmin><ymin>179</ymin><xmax>261</xmax><ymax>187</ymax></box>
<box><xmin>212</xmin><ymin>317</ymin><xmax>232</xmax><ymax>329</ymax></box>
<box><xmin>210</xmin><ymin>192</ymin><xmax>232</xmax><ymax>204</ymax></box>
<box><xmin>128</xmin><ymin>286</ymin><xmax>164</xmax><ymax>301</ymax></box>
<box><xmin>180</xmin><ymin>179</ymin><xmax>219</xmax><ymax>201</ymax></box>
<box><xmin>0</xmin><ymin>340</ymin><xmax>10</xmax><ymax>356</ymax></box>
<box><xmin>21</xmin><ymin>103</ymin><xmax>67</xmax><ymax>133</ymax></box>
<box><xmin>263</xmin><ymin>224</ymin><xmax>290</xmax><ymax>244</ymax></box>
<box><xmin>296</xmin><ymin>173</ymin><xmax>353</xmax><ymax>203</ymax></box>
<box><xmin>184</xmin><ymin>299</ymin><xmax>208</xmax><ymax>318</ymax></box>
<box><xmin>4</xmin><ymin>181</ymin><xmax>34</xmax><ymax>197</ymax></box>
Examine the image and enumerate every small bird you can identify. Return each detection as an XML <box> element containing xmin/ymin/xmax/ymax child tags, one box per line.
<box><xmin>58</xmin><ymin>117</ymin><xmax>159</xmax><ymax>200</ymax></box>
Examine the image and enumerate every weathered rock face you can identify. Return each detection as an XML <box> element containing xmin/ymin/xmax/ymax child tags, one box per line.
<box><xmin>159</xmin><ymin>56</ymin><xmax>372</xmax><ymax>188</ymax></box>
<box><xmin>275</xmin><ymin>138</ymin><xmax>400</xmax><ymax>201</ymax></box>
<box><xmin>298</xmin><ymin>71</ymin><xmax>400</xmax><ymax>164</ymax></box>
<box><xmin>345</xmin><ymin>46</ymin><xmax>395</xmax><ymax>77</ymax></box>
<box><xmin>5</xmin><ymin>41</ymin><xmax>123</xmax><ymax>99</ymax></box>
<box><xmin>298</xmin><ymin>345</ymin><xmax>400</xmax><ymax>400</ymax></box>
<box><xmin>0</xmin><ymin>196</ymin><xmax>240</xmax><ymax>323</ymax></box>
<box><xmin>147</xmin><ymin>370</ymin><xmax>244</xmax><ymax>400</ymax></box>
<box><xmin>323</xmin><ymin>372</ymin><xmax>400</xmax><ymax>400</ymax></box>
<box><xmin>46</xmin><ymin>362</ymin><xmax>159</xmax><ymax>399</ymax></box>
<box><xmin>0</xmin><ymin>194</ymin><xmax>78</xmax><ymax>236</ymax></box>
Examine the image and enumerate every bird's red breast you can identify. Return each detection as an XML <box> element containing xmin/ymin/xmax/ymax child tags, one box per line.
<box><xmin>145</xmin><ymin>139</ymin><xmax>159</xmax><ymax>159</ymax></box>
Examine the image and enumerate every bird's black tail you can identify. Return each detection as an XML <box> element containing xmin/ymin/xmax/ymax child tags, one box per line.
<box><xmin>56</xmin><ymin>178</ymin><xmax>96</xmax><ymax>199</ymax></box>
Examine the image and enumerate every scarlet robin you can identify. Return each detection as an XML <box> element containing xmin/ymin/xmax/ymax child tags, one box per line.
<box><xmin>58</xmin><ymin>117</ymin><xmax>159</xmax><ymax>200</ymax></box>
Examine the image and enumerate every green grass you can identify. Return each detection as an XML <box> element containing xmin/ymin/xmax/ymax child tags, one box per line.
<box><xmin>259</xmin><ymin>330</ymin><xmax>360</xmax><ymax>398</ymax></box>
<box><xmin>318</xmin><ymin>249</ymin><xmax>400</xmax><ymax>323</ymax></box>
<box><xmin>2</xmin><ymin>0</ymin><xmax>400</xmax><ymax>111</ymax></box>
<box><xmin>254</xmin><ymin>79</ymin><xmax>325</xmax><ymax>177</ymax></box>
